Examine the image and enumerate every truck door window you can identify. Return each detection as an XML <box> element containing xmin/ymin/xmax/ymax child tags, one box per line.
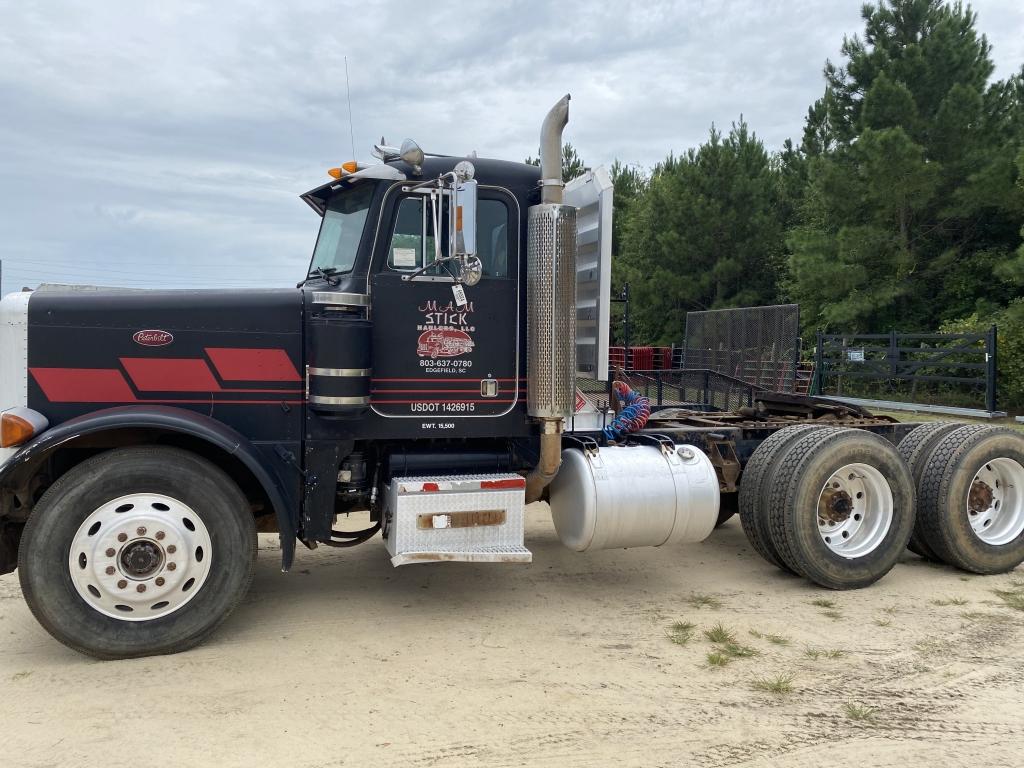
<box><xmin>387</xmin><ymin>195</ymin><xmax>510</xmax><ymax>278</ymax></box>
<box><xmin>308</xmin><ymin>182</ymin><xmax>374</xmax><ymax>276</ymax></box>
<box><xmin>388</xmin><ymin>197</ymin><xmax>442</xmax><ymax>271</ymax></box>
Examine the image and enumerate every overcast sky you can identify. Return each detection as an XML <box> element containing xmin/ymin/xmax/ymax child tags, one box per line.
<box><xmin>1</xmin><ymin>0</ymin><xmax>1022</xmax><ymax>294</ymax></box>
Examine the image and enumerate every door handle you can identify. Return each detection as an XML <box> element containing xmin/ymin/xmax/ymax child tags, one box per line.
<box><xmin>480</xmin><ymin>378</ymin><xmax>499</xmax><ymax>397</ymax></box>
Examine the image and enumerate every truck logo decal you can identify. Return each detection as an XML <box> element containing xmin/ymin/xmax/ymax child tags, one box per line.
<box><xmin>416</xmin><ymin>329</ymin><xmax>474</xmax><ymax>359</ymax></box>
<box><xmin>133</xmin><ymin>329</ymin><xmax>174</xmax><ymax>347</ymax></box>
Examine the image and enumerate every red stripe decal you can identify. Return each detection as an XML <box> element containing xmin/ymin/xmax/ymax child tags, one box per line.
<box><xmin>422</xmin><ymin>482</ymin><xmax>440</xmax><ymax>492</ymax></box>
<box><xmin>480</xmin><ymin>478</ymin><xmax>526</xmax><ymax>490</ymax></box>
<box><xmin>121</xmin><ymin>358</ymin><xmax>221</xmax><ymax>392</ymax></box>
<box><xmin>205</xmin><ymin>348</ymin><xmax>301</xmax><ymax>382</ymax></box>
<box><xmin>30</xmin><ymin>368</ymin><xmax>138</xmax><ymax>403</ymax></box>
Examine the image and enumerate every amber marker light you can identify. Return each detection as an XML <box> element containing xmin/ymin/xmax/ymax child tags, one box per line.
<box><xmin>0</xmin><ymin>407</ymin><xmax>48</xmax><ymax>448</ymax></box>
<box><xmin>327</xmin><ymin>161</ymin><xmax>359</xmax><ymax>179</ymax></box>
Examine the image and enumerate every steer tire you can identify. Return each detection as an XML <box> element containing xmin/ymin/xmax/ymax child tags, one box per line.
<box><xmin>738</xmin><ymin>424</ymin><xmax>828</xmax><ymax>573</ymax></box>
<box><xmin>916</xmin><ymin>426</ymin><xmax>1024</xmax><ymax>574</ymax></box>
<box><xmin>18</xmin><ymin>446</ymin><xmax>257</xmax><ymax>659</ymax></box>
<box><xmin>897</xmin><ymin>422</ymin><xmax>962</xmax><ymax>561</ymax></box>
<box><xmin>765</xmin><ymin>427</ymin><xmax>915</xmax><ymax>590</ymax></box>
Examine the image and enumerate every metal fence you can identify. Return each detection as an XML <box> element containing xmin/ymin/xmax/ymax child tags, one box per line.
<box><xmin>813</xmin><ymin>328</ymin><xmax>998</xmax><ymax>412</ymax></box>
<box><xmin>617</xmin><ymin>369</ymin><xmax>763</xmax><ymax>412</ymax></box>
<box><xmin>681</xmin><ymin>304</ymin><xmax>801</xmax><ymax>393</ymax></box>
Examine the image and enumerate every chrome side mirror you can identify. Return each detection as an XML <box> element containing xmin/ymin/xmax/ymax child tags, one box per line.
<box><xmin>453</xmin><ymin>178</ymin><xmax>478</xmax><ymax>260</ymax></box>
<box><xmin>400</xmin><ymin>139</ymin><xmax>424</xmax><ymax>174</ymax></box>
<box><xmin>460</xmin><ymin>255</ymin><xmax>483</xmax><ymax>287</ymax></box>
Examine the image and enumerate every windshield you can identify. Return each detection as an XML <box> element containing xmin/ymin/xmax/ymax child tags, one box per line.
<box><xmin>308</xmin><ymin>182</ymin><xmax>374</xmax><ymax>275</ymax></box>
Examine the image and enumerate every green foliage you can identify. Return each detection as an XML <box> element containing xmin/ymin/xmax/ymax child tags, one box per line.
<box><xmin>941</xmin><ymin>298</ymin><xmax>1024</xmax><ymax>408</ymax></box>
<box><xmin>582</xmin><ymin>1</ymin><xmax>1024</xmax><ymax>410</ymax></box>
<box><xmin>786</xmin><ymin>0</ymin><xmax>1024</xmax><ymax>336</ymax></box>
<box><xmin>616</xmin><ymin>121</ymin><xmax>791</xmax><ymax>344</ymax></box>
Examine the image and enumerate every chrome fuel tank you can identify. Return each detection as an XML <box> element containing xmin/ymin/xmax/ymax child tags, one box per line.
<box><xmin>548</xmin><ymin>444</ymin><xmax>720</xmax><ymax>552</ymax></box>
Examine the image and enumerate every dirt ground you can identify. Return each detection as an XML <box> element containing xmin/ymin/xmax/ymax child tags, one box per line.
<box><xmin>2</xmin><ymin>502</ymin><xmax>1024</xmax><ymax>767</ymax></box>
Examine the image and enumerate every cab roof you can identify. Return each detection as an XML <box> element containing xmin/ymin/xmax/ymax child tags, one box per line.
<box><xmin>300</xmin><ymin>156</ymin><xmax>542</xmax><ymax>216</ymax></box>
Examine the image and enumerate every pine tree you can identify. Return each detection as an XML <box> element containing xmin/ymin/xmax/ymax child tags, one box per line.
<box><xmin>788</xmin><ymin>0</ymin><xmax>1024</xmax><ymax>333</ymax></box>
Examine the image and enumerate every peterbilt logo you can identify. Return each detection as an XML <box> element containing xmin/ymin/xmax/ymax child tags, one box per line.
<box><xmin>133</xmin><ymin>330</ymin><xmax>174</xmax><ymax>347</ymax></box>
<box><xmin>416</xmin><ymin>329</ymin><xmax>474</xmax><ymax>359</ymax></box>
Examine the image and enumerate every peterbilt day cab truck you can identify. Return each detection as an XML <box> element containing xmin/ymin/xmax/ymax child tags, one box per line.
<box><xmin>1</xmin><ymin>96</ymin><xmax>1023</xmax><ymax>659</ymax></box>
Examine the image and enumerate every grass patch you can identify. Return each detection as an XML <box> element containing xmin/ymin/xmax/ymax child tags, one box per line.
<box><xmin>822</xmin><ymin>610</ymin><xmax>843</xmax><ymax>621</ymax></box>
<box><xmin>810</xmin><ymin>598</ymin><xmax>836</xmax><ymax>608</ymax></box>
<box><xmin>706</xmin><ymin>651</ymin><xmax>731</xmax><ymax>667</ymax></box>
<box><xmin>749</xmin><ymin>629</ymin><xmax>790</xmax><ymax>645</ymax></box>
<box><xmin>752</xmin><ymin>674</ymin><xmax>794</xmax><ymax>695</ymax></box>
<box><xmin>667</xmin><ymin>621</ymin><xmax>696</xmax><ymax>646</ymax></box>
<box><xmin>722</xmin><ymin>642</ymin><xmax>760</xmax><ymax>658</ymax></box>
<box><xmin>931</xmin><ymin>597</ymin><xmax>969</xmax><ymax>606</ymax></box>
<box><xmin>703</xmin><ymin>623</ymin><xmax>737</xmax><ymax>645</ymax></box>
<box><xmin>993</xmin><ymin>589</ymin><xmax>1024</xmax><ymax>612</ymax></box>
<box><xmin>961</xmin><ymin>610</ymin><xmax>1012</xmax><ymax>624</ymax></box>
<box><xmin>688</xmin><ymin>593</ymin><xmax>723</xmax><ymax>610</ymax></box>
<box><xmin>882</xmin><ymin>604</ymin><xmax>899</xmax><ymax>615</ymax></box>
<box><xmin>843</xmin><ymin>702</ymin><xmax>877</xmax><ymax>722</ymax></box>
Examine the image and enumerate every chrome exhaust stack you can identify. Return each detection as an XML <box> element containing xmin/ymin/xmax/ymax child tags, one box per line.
<box><xmin>525</xmin><ymin>94</ymin><xmax>576</xmax><ymax>503</ymax></box>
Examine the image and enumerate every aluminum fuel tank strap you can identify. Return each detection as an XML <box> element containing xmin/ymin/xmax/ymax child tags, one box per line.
<box><xmin>308</xmin><ymin>367</ymin><xmax>372</xmax><ymax>377</ymax></box>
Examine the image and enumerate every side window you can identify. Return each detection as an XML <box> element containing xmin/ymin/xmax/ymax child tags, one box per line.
<box><xmin>386</xmin><ymin>193</ymin><xmax>511</xmax><ymax>277</ymax></box>
<box><xmin>388</xmin><ymin>196</ymin><xmax>445</xmax><ymax>271</ymax></box>
<box><xmin>477</xmin><ymin>199</ymin><xmax>510</xmax><ymax>278</ymax></box>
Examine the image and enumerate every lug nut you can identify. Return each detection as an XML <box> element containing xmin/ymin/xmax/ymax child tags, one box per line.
<box><xmin>117</xmin><ymin>533</ymin><xmax>128</xmax><ymax>542</ymax></box>
<box><xmin>155</xmin><ymin>577</ymin><xmax>165</xmax><ymax>586</ymax></box>
<box><xmin>117</xmin><ymin>579</ymin><xmax>128</xmax><ymax>589</ymax></box>
<box><xmin>167</xmin><ymin>562</ymin><xmax>177</xmax><ymax>571</ymax></box>
<box><xmin>136</xmin><ymin>526</ymin><xmax>147</xmax><ymax>536</ymax></box>
<box><xmin>136</xmin><ymin>584</ymin><xmax>146</xmax><ymax>593</ymax></box>
<box><xmin>105</xmin><ymin>548</ymin><xmax>116</xmax><ymax>557</ymax></box>
<box><xmin>105</xmin><ymin>566</ymin><xmax>115</xmax><ymax>575</ymax></box>
<box><xmin>155</xmin><ymin>531</ymin><xmax>165</xmax><ymax>540</ymax></box>
<box><xmin>167</xmin><ymin>545</ymin><xmax>177</xmax><ymax>554</ymax></box>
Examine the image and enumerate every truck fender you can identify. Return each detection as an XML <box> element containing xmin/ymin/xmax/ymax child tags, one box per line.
<box><xmin>0</xmin><ymin>405</ymin><xmax>298</xmax><ymax>570</ymax></box>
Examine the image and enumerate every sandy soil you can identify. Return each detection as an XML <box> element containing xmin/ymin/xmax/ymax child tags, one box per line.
<box><xmin>2</xmin><ymin>503</ymin><xmax>1023</xmax><ymax>767</ymax></box>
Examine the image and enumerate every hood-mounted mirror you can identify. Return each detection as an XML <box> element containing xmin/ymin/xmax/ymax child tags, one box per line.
<box><xmin>400</xmin><ymin>139</ymin><xmax>424</xmax><ymax>174</ymax></box>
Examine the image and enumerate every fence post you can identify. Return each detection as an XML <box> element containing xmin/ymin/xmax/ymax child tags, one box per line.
<box><xmin>812</xmin><ymin>331</ymin><xmax>824</xmax><ymax>395</ymax></box>
<box><xmin>888</xmin><ymin>329</ymin><xmax>898</xmax><ymax>377</ymax></box>
<box><xmin>657</xmin><ymin>372</ymin><xmax>664</xmax><ymax>407</ymax></box>
<box><xmin>987</xmin><ymin>324</ymin><xmax>998</xmax><ymax>413</ymax></box>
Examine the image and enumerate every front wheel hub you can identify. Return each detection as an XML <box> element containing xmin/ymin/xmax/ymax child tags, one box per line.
<box><xmin>68</xmin><ymin>493</ymin><xmax>213</xmax><ymax>621</ymax></box>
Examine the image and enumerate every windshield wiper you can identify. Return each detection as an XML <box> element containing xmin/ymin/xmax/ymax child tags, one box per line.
<box><xmin>302</xmin><ymin>267</ymin><xmax>340</xmax><ymax>287</ymax></box>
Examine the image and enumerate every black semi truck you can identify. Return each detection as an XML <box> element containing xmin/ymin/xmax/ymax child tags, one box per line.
<box><xmin>1</xmin><ymin>96</ymin><xmax>1022</xmax><ymax>659</ymax></box>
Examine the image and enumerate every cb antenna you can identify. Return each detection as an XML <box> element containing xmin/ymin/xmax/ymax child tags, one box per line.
<box><xmin>345</xmin><ymin>56</ymin><xmax>356</xmax><ymax>161</ymax></box>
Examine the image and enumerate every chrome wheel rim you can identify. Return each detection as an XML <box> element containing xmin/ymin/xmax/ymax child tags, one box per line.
<box><xmin>817</xmin><ymin>463</ymin><xmax>893</xmax><ymax>558</ymax></box>
<box><xmin>68</xmin><ymin>494</ymin><xmax>212</xmax><ymax>621</ymax></box>
<box><xmin>968</xmin><ymin>458</ymin><xmax>1024</xmax><ymax>546</ymax></box>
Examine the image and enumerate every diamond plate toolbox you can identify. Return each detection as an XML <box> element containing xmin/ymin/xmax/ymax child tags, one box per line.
<box><xmin>384</xmin><ymin>474</ymin><xmax>532</xmax><ymax>566</ymax></box>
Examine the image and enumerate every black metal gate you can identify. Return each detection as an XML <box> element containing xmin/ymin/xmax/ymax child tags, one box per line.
<box><xmin>680</xmin><ymin>304</ymin><xmax>801</xmax><ymax>393</ymax></box>
<box><xmin>813</xmin><ymin>328</ymin><xmax>998</xmax><ymax>412</ymax></box>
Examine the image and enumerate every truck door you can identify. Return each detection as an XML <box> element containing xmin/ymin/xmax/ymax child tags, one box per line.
<box><xmin>369</xmin><ymin>185</ymin><xmax>520</xmax><ymax>420</ymax></box>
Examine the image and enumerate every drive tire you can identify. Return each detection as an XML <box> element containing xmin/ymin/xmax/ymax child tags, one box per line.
<box><xmin>18</xmin><ymin>446</ymin><xmax>257</xmax><ymax>659</ymax></box>
<box><xmin>766</xmin><ymin>428</ymin><xmax>915</xmax><ymax>589</ymax></box>
<box><xmin>738</xmin><ymin>424</ymin><xmax>829</xmax><ymax>573</ymax></box>
<box><xmin>917</xmin><ymin>426</ymin><xmax>1024</xmax><ymax>574</ymax></box>
<box><xmin>897</xmin><ymin>422</ymin><xmax>962</xmax><ymax>561</ymax></box>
